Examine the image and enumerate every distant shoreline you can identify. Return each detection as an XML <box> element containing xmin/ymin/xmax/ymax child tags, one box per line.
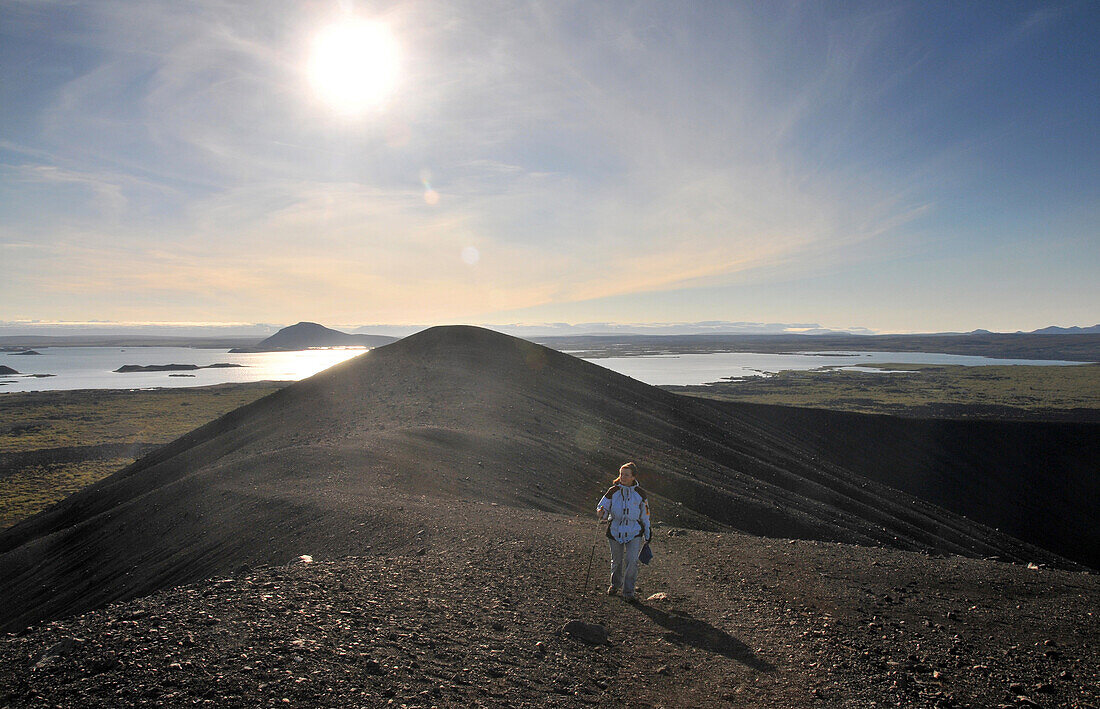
<box><xmin>4</xmin><ymin>330</ymin><xmax>1100</xmax><ymax>361</ymax></box>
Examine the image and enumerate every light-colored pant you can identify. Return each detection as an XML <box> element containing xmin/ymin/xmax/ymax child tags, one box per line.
<box><xmin>608</xmin><ymin>536</ymin><xmax>644</xmax><ymax>597</ymax></box>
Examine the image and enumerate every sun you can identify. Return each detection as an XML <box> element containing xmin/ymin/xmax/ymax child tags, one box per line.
<box><xmin>308</xmin><ymin>19</ymin><xmax>400</xmax><ymax>115</ymax></box>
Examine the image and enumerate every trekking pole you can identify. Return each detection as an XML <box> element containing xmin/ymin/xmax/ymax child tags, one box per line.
<box><xmin>582</xmin><ymin>519</ymin><xmax>605</xmax><ymax>594</ymax></box>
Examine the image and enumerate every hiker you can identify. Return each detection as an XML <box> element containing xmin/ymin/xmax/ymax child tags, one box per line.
<box><xmin>596</xmin><ymin>461</ymin><xmax>651</xmax><ymax>602</ymax></box>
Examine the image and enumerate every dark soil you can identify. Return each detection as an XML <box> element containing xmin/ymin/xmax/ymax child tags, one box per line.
<box><xmin>706</xmin><ymin>403</ymin><xmax>1100</xmax><ymax>569</ymax></box>
<box><xmin>2</xmin><ymin>497</ymin><xmax>1096</xmax><ymax>708</ymax></box>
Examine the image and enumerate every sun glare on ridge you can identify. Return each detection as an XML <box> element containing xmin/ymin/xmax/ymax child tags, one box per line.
<box><xmin>309</xmin><ymin>19</ymin><xmax>400</xmax><ymax>115</ymax></box>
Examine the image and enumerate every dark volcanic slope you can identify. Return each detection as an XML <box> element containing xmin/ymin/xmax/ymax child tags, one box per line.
<box><xmin>721</xmin><ymin>403</ymin><xmax>1100</xmax><ymax>570</ymax></box>
<box><xmin>0</xmin><ymin>326</ymin><xmax>1075</xmax><ymax>633</ymax></box>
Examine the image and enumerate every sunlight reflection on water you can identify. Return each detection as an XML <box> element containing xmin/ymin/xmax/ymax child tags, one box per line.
<box><xmin>0</xmin><ymin>347</ymin><xmax>368</xmax><ymax>393</ymax></box>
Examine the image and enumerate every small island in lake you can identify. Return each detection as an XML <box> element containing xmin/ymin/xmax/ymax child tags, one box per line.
<box><xmin>114</xmin><ymin>363</ymin><xmax>244</xmax><ymax>373</ymax></box>
<box><xmin>0</xmin><ymin>365</ymin><xmax>19</xmax><ymax>375</ymax></box>
<box><xmin>9</xmin><ymin>350</ymin><xmax>42</xmax><ymax>355</ymax></box>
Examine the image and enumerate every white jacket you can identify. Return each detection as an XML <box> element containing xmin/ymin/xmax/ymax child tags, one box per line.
<box><xmin>597</xmin><ymin>481</ymin><xmax>651</xmax><ymax>544</ymax></box>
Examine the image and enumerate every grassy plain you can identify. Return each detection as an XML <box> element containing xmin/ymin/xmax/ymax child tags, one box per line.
<box><xmin>0</xmin><ymin>383</ymin><xmax>285</xmax><ymax>528</ymax></box>
<box><xmin>0</xmin><ymin>383</ymin><xmax>283</xmax><ymax>453</ymax></box>
<box><xmin>666</xmin><ymin>363</ymin><xmax>1100</xmax><ymax>420</ymax></box>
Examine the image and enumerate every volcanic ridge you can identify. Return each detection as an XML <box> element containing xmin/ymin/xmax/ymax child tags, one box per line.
<box><xmin>1</xmin><ymin>325</ymin><xmax>1096</xmax><ymax>707</ymax></box>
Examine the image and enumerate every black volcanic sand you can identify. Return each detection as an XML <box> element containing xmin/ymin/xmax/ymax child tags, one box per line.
<box><xmin>1</xmin><ymin>327</ymin><xmax>1088</xmax><ymax>634</ymax></box>
<box><xmin>2</xmin><ymin>497</ymin><xmax>1097</xmax><ymax>708</ymax></box>
<box><xmin>2</xmin><ymin>326</ymin><xmax>1098</xmax><ymax>706</ymax></box>
<box><xmin>712</xmin><ymin>403</ymin><xmax>1100</xmax><ymax>570</ymax></box>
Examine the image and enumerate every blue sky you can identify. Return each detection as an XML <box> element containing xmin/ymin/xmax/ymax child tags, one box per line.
<box><xmin>1</xmin><ymin>0</ymin><xmax>1097</xmax><ymax>333</ymax></box>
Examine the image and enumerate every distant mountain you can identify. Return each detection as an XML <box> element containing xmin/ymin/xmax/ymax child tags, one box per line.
<box><xmin>2</xmin><ymin>325</ymin><xmax>1090</xmax><ymax>634</ymax></box>
<box><xmin>229</xmin><ymin>322</ymin><xmax>398</xmax><ymax>352</ymax></box>
<box><xmin>492</xmin><ymin>322</ymin><xmax>878</xmax><ymax>337</ymax></box>
<box><xmin>1028</xmin><ymin>324</ymin><xmax>1100</xmax><ymax>335</ymax></box>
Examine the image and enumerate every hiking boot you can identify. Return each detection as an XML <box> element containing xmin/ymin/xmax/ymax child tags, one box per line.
<box><xmin>606</xmin><ymin>585</ymin><xmax>619</xmax><ymax>596</ymax></box>
<box><xmin>624</xmin><ymin>595</ymin><xmax>639</xmax><ymax>604</ymax></box>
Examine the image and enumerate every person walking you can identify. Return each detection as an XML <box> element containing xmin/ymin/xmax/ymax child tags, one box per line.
<box><xmin>596</xmin><ymin>462</ymin><xmax>651</xmax><ymax>603</ymax></box>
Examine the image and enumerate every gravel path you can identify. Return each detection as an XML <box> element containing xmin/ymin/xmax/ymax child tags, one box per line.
<box><xmin>3</xmin><ymin>499</ymin><xmax>1096</xmax><ymax>708</ymax></box>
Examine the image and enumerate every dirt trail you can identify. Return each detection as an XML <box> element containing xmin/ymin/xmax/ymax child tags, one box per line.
<box><xmin>1</xmin><ymin>498</ymin><xmax>1096</xmax><ymax>707</ymax></box>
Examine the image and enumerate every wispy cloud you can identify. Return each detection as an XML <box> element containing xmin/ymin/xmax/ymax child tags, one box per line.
<box><xmin>2</xmin><ymin>0</ymin><xmax>1094</xmax><ymax>330</ymax></box>
<box><xmin>6</xmin><ymin>164</ymin><xmax>128</xmax><ymax>216</ymax></box>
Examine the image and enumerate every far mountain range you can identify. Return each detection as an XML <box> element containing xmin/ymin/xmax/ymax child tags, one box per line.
<box><xmin>1</xmin><ymin>320</ymin><xmax>1098</xmax><ymax>341</ymax></box>
<box><xmin>1022</xmin><ymin>324</ymin><xmax>1100</xmax><ymax>334</ymax></box>
<box><xmin>1</xmin><ymin>322</ymin><xmax>1097</xmax><ymax>355</ymax></box>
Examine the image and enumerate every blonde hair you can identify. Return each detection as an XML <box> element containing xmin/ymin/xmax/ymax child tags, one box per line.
<box><xmin>614</xmin><ymin>461</ymin><xmax>637</xmax><ymax>484</ymax></box>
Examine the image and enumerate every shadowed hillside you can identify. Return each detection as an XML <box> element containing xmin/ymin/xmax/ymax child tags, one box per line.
<box><xmin>710</xmin><ymin>403</ymin><xmax>1100</xmax><ymax>569</ymax></box>
<box><xmin>0</xmin><ymin>326</ymin><xmax>1079</xmax><ymax>634</ymax></box>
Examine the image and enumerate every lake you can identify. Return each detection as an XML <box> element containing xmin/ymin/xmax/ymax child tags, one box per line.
<box><xmin>581</xmin><ymin>350</ymin><xmax>1090</xmax><ymax>386</ymax></box>
<box><xmin>0</xmin><ymin>346</ymin><xmax>1089</xmax><ymax>393</ymax></box>
<box><xmin>0</xmin><ymin>347</ymin><xmax>367</xmax><ymax>393</ymax></box>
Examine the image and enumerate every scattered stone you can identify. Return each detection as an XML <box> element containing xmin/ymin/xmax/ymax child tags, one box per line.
<box><xmin>42</xmin><ymin>637</ymin><xmax>84</xmax><ymax>658</ymax></box>
<box><xmin>561</xmin><ymin>620</ymin><xmax>607</xmax><ymax>645</ymax></box>
<box><xmin>88</xmin><ymin>655</ymin><xmax>121</xmax><ymax>674</ymax></box>
<box><xmin>646</xmin><ymin>592</ymin><xmax>669</xmax><ymax>602</ymax></box>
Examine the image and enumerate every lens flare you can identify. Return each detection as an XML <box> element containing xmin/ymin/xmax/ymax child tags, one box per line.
<box><xmin>421</xmin><ymin>169</ymin><xmax>440</xmax><ymax>205</ymax></box>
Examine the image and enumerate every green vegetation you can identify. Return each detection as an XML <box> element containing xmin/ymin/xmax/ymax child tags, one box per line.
<box><xmin>667</xmin><ymin>363</ymin><xmax>1100</xmax><ymax>420</ymax></box>
<box><xmin>0</xmin><ymin>459</ymin><xmax>129</xmax><ymax>529</ymax></box>
<box><xmin>0</xmin><ymin>383</ymin><xmax>284</xmax><ymax>453</ymax></box>
<box><xmin>0</xmin><ymin>383</ymin><xmax>285</xmax><ymax>528</ymax></box>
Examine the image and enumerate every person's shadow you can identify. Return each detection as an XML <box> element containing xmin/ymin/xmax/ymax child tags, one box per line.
<box><xmin>633</xmin><ymin>603</ymin><xmax>775</xmax><ymax>672</ymax></box>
